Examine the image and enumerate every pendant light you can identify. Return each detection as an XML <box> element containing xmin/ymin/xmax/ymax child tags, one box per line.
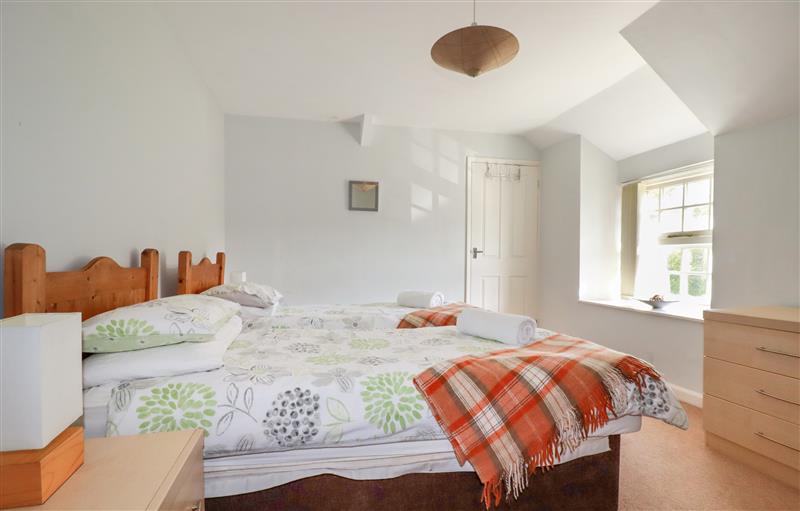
<box><xmin>430</xmin><ymin>0</ymin><xmax>519</xmax><ymax>77</ymax></box>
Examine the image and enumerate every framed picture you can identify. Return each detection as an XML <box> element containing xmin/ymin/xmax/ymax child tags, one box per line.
<box><xmin>349</xmin><ymin>180</ymin><xmax>379</xmax><ymax>211</ymax></box>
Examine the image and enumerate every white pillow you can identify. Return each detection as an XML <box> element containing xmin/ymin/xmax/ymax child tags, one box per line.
<box><xmin>82</xmin><ymin>315</ymin><xmax>242</xmax><ymax>389</ymax></box>
<box><xmin>202</xmin><ymin>282</ymin><xmax>282</xmax><ymax>309</ymax></box>
<box><xmin>82</xmin><ymin>294</ymin><xmax>240</xmax><ymax>353</ymax></box>
<box><xmin>239</xmin><ymin>304</ymin><xmax>278</xmax><ymax>320</ymax></box>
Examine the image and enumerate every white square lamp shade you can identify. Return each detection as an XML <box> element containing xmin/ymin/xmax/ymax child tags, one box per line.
<box><xmin>0</xmin><ymin>313</ymin><xmax>83</xmax><ymax>451</ymax></box>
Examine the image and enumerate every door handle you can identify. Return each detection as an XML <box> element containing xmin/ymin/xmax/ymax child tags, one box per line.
<box><xmin>472</xmin><ymin>247</ymin><xmax>484</xmax><ymax>259</ymax></box>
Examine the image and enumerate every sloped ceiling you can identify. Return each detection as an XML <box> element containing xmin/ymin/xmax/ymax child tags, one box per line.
<box><xmin>524</xmin><ymin>66</ymin><xmax>707</xmax><ymax>160</ymax></box>
<box><xmin>621</xmin><ymin>0</ymin><xmax>799</xmax><ymax>135</ymax></box>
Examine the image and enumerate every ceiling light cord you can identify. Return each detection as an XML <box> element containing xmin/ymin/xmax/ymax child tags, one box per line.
<box><xmin>472</xmin><ymin>0</ymin><xmax>477</xmax><ymax>26</ymax></box>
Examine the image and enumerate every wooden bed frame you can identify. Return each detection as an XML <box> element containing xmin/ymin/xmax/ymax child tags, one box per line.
<box><xmin>3</xmin><ymin>243</ymin><xmax>158</xmax><ymax>319</ymax></box>
<box><xmin>177</xmin><ymin>251</ymin><xmax>225</xmax><ymax>295</ymax></box>
<box><xmin>2</xmin><ymin>244</ymin><xmax>622</xmax><ymax>510</ymax></box>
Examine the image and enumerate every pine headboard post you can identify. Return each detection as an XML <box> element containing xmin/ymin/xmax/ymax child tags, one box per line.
<box><xmin>177</xmin><ymin>251</ymin><xmax>192</xmax><ymax>295</ymax></box>
<box><xmin>141</xmin><ymin>248</ymin><xmax>159</xmax><ymax>301</ymax></box>
<box><xmin>3</xmin><ymin>243</ymin><xmax>47</xmax><ymax>317</ymax></box>
<box><xmin>214</xmin><ymin>252</ymin><xmax>226</xmax><ymax>287</ymax></box>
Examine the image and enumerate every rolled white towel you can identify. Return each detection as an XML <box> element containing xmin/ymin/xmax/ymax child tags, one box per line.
<box><xmin>456</xmin><ymin>308</ymin><xmax>537</xmax><ymax>346</ymax></box>
<box><xmin>397</xmin><ymin>290</ymin><xmax>445</xmax><ymax>308</ymax></box>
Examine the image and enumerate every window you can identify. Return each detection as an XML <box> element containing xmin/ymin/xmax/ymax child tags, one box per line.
<box><xmin>621</xmin><ymin>162</ymin><xmax>714</xmax><ymax>305</ymax></box>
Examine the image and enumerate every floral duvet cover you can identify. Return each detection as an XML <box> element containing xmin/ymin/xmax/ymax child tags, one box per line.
<box><xmin>105</xmin><ymin>324</ymin><xmax>683</xmax><ymax>459</ymax></box>
<box><xmin>250</xmin><ymin>303</ymin><xmax>417</xmax><ymax>330</ymax></box>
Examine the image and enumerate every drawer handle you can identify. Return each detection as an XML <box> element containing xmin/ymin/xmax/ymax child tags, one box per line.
<box><xmin>756</xmin><ymin>346</ymin><xmax>800</xmax><ymax>359</ymax></box>
<box><xmin>755</xmin><ymin>431</ymin><xmax>800</xmax><ymax>452</ymax></box>
<box><xmin>755</xmin><ymin>388</ymin><xmax>800</xmax><ymax>406</ymax></box>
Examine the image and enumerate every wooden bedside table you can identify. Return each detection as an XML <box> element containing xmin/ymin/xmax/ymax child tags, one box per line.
<box><xmin>16</xmin><ymin>429</ymin><xmax>204</xmax><ymax>510</ymax></box>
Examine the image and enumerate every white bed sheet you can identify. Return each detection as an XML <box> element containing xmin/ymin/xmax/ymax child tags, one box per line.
<box><xmin>82</xmin><ymin>380</ymin><xmax>639</xmax><ymax>499</ymax></box>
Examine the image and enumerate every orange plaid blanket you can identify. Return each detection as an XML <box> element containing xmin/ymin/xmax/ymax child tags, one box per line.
<box><xmin>397</xmin><ymin>303</ymin><xmax>475</xmax><ymax>328</ymax></box>
<box><xmin>413</xmin><ymin>334</ymin><xmax>664</xmax><ymax>508</ymax></box>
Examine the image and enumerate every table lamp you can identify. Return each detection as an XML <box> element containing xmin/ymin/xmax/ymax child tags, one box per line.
<box><xmin>0</xmin><ymin>313</ymin><xmax>83</xmax><ymax>508</ymax></box>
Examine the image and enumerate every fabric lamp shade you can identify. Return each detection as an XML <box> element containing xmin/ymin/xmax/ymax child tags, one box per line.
<box><xmin>0</xmin><ymin>313</ymin><xmax>82</xmax><ymax>451</ymax></box>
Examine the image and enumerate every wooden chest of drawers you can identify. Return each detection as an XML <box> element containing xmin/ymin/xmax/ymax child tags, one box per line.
<box><xmin>703</xmin><ymin>307</ymin><xmax>800</xmax><ymax>488</ymax></box>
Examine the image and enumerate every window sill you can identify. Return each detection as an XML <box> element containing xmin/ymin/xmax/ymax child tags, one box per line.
<box><xmin>578</xmin><ymin>298</ymin><xmax>705</xmax><ymax>323</ymax></box>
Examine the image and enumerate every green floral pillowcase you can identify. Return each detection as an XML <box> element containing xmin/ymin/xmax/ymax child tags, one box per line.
<box><xmin>83</xmin><ymin>295</ymin><xmax>240</xmax><ymax>353</ymax></box>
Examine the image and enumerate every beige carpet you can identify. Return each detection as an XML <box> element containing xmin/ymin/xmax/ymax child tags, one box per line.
<box><xmin>620</xmin><ymin>404</ymin><xmax>799</xmax><ymax>510</ymax></box>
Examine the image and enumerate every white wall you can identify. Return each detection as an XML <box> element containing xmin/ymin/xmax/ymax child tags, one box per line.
<box><xmin>0</xmin><ymin>2</ymin><xmax>225</xmax><ymax>303</ymax></box>
<box><xmin>224</xmin><ymin>115</ymin><xmax>539</xmax><ymax>305</ymax></box>
<box><xmin>712</xmin><ymin>114</ymin><xmax>800</xmax><ymax>308</ymax></box>
<box><xmin>579</xmin><ymin>139</ymin><xmax>621</xmax><ymax>300</ymax></box>
<box><xmin>538</xmin><ymin>136</ymin><xmax>704</xmax><ymax>393</ymax></box>
<box><xmin>618</xmin><ymin>132</ymin><xmax>714</xmax><ymax>182</ymax></box>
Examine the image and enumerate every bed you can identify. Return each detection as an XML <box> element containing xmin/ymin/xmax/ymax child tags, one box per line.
<box><xmin>5</xmin><ymin>243</ymin><xmax>675</xmax><ymax>511</ymax></box>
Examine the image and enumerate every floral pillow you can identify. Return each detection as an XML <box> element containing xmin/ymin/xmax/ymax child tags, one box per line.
<box><xmin>82</xmin><ymin>295</ymin><xmax>240</xmax><ymax>353</ymax></box>
<box><xmin>201</xmin><ymin>282</ymin><xmax>282</xmax><ymax>309</ymax></box>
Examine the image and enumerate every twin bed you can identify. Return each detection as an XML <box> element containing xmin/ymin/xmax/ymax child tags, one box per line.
<box><xmin>3</xmin><ymin>243</ymin><xmax>683</xmax><ymax>510</ymax></box>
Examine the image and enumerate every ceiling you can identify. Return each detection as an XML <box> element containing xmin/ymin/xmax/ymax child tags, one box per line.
<box><xmin>622</xmin><ymin>0</ymin><xmax>799</xmax><ymax>136</ymax></box>
<box><xmin>156</xmin><ymin>1</ymin><xmax>715</xmax><ymax>159</ymax></box>
<box><xmin>524</xmin><ymin>66</ymin><xmax>707</xmax><ymax>160</ymax></box>
<box><xmin>158</xmin><ymin>3</ymin><xmax>648</xmax><ymax>127</ymax></box>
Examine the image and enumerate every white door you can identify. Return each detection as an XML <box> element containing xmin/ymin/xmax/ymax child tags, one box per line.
<box><xmin>466</xmin><ymin>159</ymin><xmax>539</xmax><ymax>317</ymax></box>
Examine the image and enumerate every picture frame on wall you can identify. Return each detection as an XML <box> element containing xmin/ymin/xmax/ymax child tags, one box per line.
<box><xmin>348</xmin><ymin>181</ymin><xmax>379</xmax><ymax>211</ymax></box>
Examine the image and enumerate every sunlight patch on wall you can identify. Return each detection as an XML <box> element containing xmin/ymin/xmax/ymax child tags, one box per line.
<box><xmin>438</xmin><ymin>156</ymin><xmax>459</xmax><ymax>184</ymax></box>
<box><xmin>411</xmin><ymin>183</ymin><xmax>433</xmax><ymax>211</ymax></box>
<box><xmin>411</xmin><ymin>205</ymin><xmax>430</xmax><ymax>222</ymax></box>
<box><xmin>412</xmin><ymin>142</ymin><xmax>434</xmax><ymax>173</ymax></box>
<box><xmin>436</xmin><ymin>135</ymin><xmax>460</xmax><ymax>161</ymax></box>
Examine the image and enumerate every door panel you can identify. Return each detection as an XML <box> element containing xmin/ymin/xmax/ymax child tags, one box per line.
<box><xmin>481</xmin><ymin>276</ymin><xmax>500</xmax><ymax>312</ymax></box>
<box><xmin>467</xmin><ymin>161</ymin><xmax>539</xmax><ymax>318</ymax></box>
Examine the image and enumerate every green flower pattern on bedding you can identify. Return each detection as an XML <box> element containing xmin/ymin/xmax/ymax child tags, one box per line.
<box><xmin>104</xmin><ymin>321</ymin><xmax>687</xmax><ymax>458</ymax></box>
<box><xmin>89</xmin><ymin>318</ymin><xmax>156</xmax><ymax>339</ymax></box>
<box><xmin>135</xmin><ymin>383</ymin><xmax>217</xmax><ymax>437</ymax></box>
<box><xmin>361</xmin><ymin>372</ymin><xmax>425</xmax><ymax>434</ymax></box>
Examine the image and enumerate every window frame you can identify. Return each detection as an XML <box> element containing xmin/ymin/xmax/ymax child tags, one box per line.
<box><xmin>620</xmin><ymin>161</ymin><xmax>714</xmax><ymax>304</ymax></box>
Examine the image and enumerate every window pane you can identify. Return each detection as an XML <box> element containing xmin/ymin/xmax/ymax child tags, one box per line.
<box><xmin>669</xmin><ymin>274</ymin><xmax>680</xmax><ymax>294</ymax></box>
<box><xmin>667</xmin><ymin>250</ymin><xmax>682</xmax><ymax>271</ymax></box>
<box><xmin>689</xmin><ymin>248</ymin><xmax>709</xmax><ymax>272</ymax></box>
<box><xmin>685</xmin><ymin>178</ymin><xmax>711</xmax><ymax>205</ymax></box>
<box><xmin>660</xmin><ymin>209</ymin><xmax>682</xmax><ymax>233</ymax></box>
<box><xmin>660</xmin><ymin>184</ymin><xmax>683</xmax><ymax>209</ymax></box>
<box><xmin>683</xmin><ymin>205</ymin><xmax>710</xmax><ymax>231</ymax></box>
<box><xmin>688</xmin><ymin>275</ymin><xmax>708</xmax><ymax>297</ymax></box>
<box><xmin>642</xmin><ymin>189</ymin><xmax>659</xmax><ymax>213</ymax></box>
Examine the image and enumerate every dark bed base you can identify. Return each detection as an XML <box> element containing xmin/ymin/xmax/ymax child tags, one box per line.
<box><xmin>206</xmin><ymin>435</ymin><xmax>620</xmax><ymax>511</ymax></box>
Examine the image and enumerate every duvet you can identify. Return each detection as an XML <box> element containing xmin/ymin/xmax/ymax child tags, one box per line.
<box><xmin>105</xmin><ymin>324</ymin><xmax>686</xmax><ymax>459</ymax></box>
<box><xmin>249</xmin><ymin>303</ymin><xmax>416</xmax><ymax>330</ymax></box>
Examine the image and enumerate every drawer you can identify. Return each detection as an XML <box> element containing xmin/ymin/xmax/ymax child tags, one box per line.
<box><xmin>704</xmin><ymin>395</ymin><xmax>800</xmax><ymax>470</ymax></box>
<box><xmin>705</xmin><ymin>320</ymin><xmax>800</xmax><ymax>378</ymax></box>
<box><xmin>704</xmin><ymin>357</ymin><xmax>800</xmax><ymax>424</ymax></box>
<box><xmin>155</xmin><ymin>431</ymin><xmax>204</xmax><ymax>511</ymax></box>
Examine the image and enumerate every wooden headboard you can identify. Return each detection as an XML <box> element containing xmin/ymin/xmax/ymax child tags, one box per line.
<box><xmin>3</xmin><ymin>243</ymin><xmax>159</xmax><ymax>319</ymax></box>
<box><xmin>177</xmin><ymin>251</ymin><xmax>225</xmax><ymax>295</ymax></box>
